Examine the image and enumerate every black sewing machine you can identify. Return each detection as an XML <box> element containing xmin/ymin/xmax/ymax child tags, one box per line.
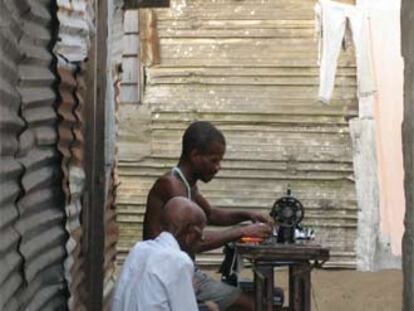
<box><xmin>270</xmin><ymin>188</ymin><xmax>304</xmax><ymax>244</ymax></box>
<box><xmin>220</xmin><ymin>188</ymin><xmax>309</xmax><ymax>287</ymax></box>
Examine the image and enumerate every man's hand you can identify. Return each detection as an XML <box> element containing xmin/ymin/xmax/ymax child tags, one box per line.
<box><xmin>240</xmin><ymin>222</ymin><xmax>272</xmax><ymax>238</ymax></box>
<box><xmin>247</xmin><ymin>211</ymin><xmax>273</xmax><ymax>225</ymax></box>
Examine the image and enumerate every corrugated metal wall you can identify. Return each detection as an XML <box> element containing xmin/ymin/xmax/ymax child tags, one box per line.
<box><xmin>55</xmin><ymin>1</ymin><xmax>95</xmax><ymax>309</ymax></box>
<box><xmin>0</xmin><ymin>0</ymin><xmax>68</xmax><ymax>310</ymax></box>
<box><xmin>1</xmin><ymin>0</ymin><xmax>123</xmax><ymax>309</ymax></box>
<box><xmin>103</xmin><ymin>73</ymin><xmax>121</xmax><ymax>311</ymax></box>
<box><xmin>117</xmin><ymin>0</ymin><xmax>358</xmax><ymax>268</ymax></box>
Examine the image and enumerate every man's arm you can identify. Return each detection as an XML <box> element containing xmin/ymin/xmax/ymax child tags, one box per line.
<box><xmin>143</xmin><ymin>187</ymin><xmax>165</xmax><ymax>240</ymax></box>
<box><xmin>194</xmin><ymin>191</ymin><xmax>270</xmax><ymax>226</ymax></box>
<box><xmin>198</xmin><ymin>223</ymin><xmax>271</xmax><ymax>252</ymax></box>
<box><xmin>193</xmin><ymin>190</ymin><xmax>272</xmax><ymax>252</ymax></box>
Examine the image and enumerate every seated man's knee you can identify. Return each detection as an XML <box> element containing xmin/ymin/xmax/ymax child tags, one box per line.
<box><xmin>200</xmin><ymin>301</ymin><xmax>219</xmax><ymax>311</ymax></box>
<box><xmin>226</xmin><ymin>292</ymin><xmax>255</xmax><ymax>311</ymax></box>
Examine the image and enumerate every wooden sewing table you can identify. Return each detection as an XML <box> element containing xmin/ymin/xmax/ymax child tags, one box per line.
<box><xmin>235</xmin><ymin>242</ymin><xmax>330</xmax><ymax>311</ymax></box>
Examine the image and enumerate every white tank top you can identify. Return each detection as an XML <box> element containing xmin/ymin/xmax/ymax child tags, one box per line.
<box><xmin>171</xmin><ymin>166</ymin><xmax>192</xmax><ymax>200</ymax></box>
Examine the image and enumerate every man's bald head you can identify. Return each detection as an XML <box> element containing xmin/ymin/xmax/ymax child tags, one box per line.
<box><xmin>161</xmin><ymin>197</ymin><xmax>206</xmax><ymax>253</ymax></box>
<box><xmin>162</xmin><ymin>197</ymin><xmax>206</xmax><ymax>232</ymax></box>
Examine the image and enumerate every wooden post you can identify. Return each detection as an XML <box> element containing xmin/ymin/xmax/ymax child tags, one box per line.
<box><xmin>84</xmin><ymin>0</ymin><xmax>108</xmax><ymax>309</ymax></box>
<box><xmin>401</xmin><ymin>1</ymin><xmax>414</xmax><ymax>310</ymax></box>
<box><xmin>125</xmin><ymin>0</ymin><xmax>170</xmax><ymax>9</ymax></box>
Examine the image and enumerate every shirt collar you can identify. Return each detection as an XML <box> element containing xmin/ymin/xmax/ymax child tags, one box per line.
<box><xmin>157</xmin><ymin>231</ymin><xmax>181</xmax><ymax>250</ymax></box>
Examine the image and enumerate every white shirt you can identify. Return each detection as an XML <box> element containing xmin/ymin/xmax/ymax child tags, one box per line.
<box><xmin>112</xmin><ymin>232</ymin><xmax>198</xmax><ymax>311</ymax></box>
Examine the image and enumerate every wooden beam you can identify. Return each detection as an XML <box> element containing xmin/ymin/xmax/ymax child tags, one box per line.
<box><xmin>125</xmin><ymin>0</ymin><xmax>170</xmax><ymax>9</ymax></box>
<box><xmin>84</xmin><ymin>0</ymin><xmax>107</xmax><ymax>309</ymax></box>
<box><xmin>401</xmin><ymin>1</ymin><xmax>414</xmax><ymax>310</ymax></box>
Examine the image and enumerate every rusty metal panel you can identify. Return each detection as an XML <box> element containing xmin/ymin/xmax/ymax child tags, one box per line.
<box><xmin>0</xmin><ymin>0</ymin><xmax>68</xmax><ymax>310</ymax></box>
<box><xmin>55</xmin><ymin>1</ymin><xmax>95</xmax><ymax>309</ymax></box>
<box><xmin>56</xmin><ymin>0</ymin><xmax>120</xmax><ymax>308</ymax></box>
<box><xmin>56</xmin><ymin>58</ymin><xmax>88</xmax><ymax>311</ymax></box>
<box><xmin>117</xmin><ymin>0</ymin><xmax>358</xmax><ymax>268</ymax></box>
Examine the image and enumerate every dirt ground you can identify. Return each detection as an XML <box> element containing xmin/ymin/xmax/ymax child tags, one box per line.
<box><xmin>205</xmin><ymin>268</ymin><xmax>402</xmax><ymax>311</ymax></box>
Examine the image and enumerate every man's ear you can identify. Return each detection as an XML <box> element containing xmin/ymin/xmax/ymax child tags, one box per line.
<box><xmin>189</xmin><ymin>148</ymin><xmax>202</xmax><ymax>164</ymax></box>
<box><xmin>185</xmin><ymin>223</ymin><xmax>194</xmax><ymax>235</ymax></box>
<box><xmin>175</xmin><ymin>224</ymin><xmax>191</xmax><ymax>242</ymax></box>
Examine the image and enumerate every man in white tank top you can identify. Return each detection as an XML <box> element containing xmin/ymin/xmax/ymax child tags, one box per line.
<box><xmin>143</xmin><ymin>121</ymin><xmax>275</xmax><ymax>311</ymax></box>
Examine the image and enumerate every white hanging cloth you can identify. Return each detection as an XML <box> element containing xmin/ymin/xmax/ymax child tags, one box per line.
<box><xmin>315</xmin><ymin>0</ymin><xmax>376</xmax><ymax>104</ymax></box>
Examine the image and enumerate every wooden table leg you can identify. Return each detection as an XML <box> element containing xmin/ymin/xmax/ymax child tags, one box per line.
<box><xmin>254</xmin><ymin>267</ymin><xmax>264</xmax><ymax>311</ymax></box>
<box><xmin>254</xmin><ymin>264</ymin><xmax>274</xmax><ymax>311</ymax></box>
<box><xmin>289</xmin><ymin>262</ymin><xmax>311</xmax><ymax>311</ymax></box>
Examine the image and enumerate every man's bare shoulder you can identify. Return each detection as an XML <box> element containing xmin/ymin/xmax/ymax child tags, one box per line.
<box><xmin>150</xmin><ymin>173</ymin><xmax>185</xmax><ymax>199</ymax></box>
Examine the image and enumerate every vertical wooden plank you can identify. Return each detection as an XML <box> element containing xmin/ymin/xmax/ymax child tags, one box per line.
<box><xmin>84</xmin><ymin>0</ymin><xmax>107</xmax><ymax>309</ymax></box>
<box><xmin>139</xmin><ymin>9</ymin><xmax>160</xmax><ymax>66</ymax></box>
<box><xmin>121</xmin><ymin>10</ymin><xmax>141</xmax><ymax>104</ymax></box>
<box><xmin>125</xmin><ymin>0</ymin><xmax>170</xmax><ymax>9</ymax></box>
<box><xmin>401</xmin><ymin>1</ymin><xmax>414</xmax><ymax>309</ymax></box>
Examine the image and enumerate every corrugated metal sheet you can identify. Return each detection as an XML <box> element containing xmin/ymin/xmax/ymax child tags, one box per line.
<box><xmin>102</xmin><ymin>4</ymin><xmax>123</xmax><ymax>308</ymax></box>
<box><xmin>0</xmin><ymin>0</ymin><xmax>68</xmax><ymax>310</ymax></box>
<box><xmin>57</xmin><ymin>58</ymin><xmax>88</xmax><ymax>311</ymax></box>
<box><xmin>55</xmin><ymin>0</ymin><xmax>95</xmax><ymax>62</ymax></box>
<box><xmin>103</xmin><ymin>70</ymin><xmax>121</xmax><ymax>311</ymax></box>
<box><xmin>0</xmin><ymin>1</ymin><xmax>26</xmax><ymax>309</ymax></box>
<box><xmin>56</xmin><ymin>0</ymin><xmax>121</xmax><ymax>309</ymax></box>
<box><xmin>55</xmin><ymin>1</ymin><xmax>95</xmax><ymax>310</ymax></box>
<box><xmin>117</xmin><ymin>0</ymin><xmax>358</xmax><ymax>268</ymax></box>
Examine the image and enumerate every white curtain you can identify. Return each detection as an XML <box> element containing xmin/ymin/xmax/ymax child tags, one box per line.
<box><xmin>358</xmin><ymin>0</ymin><xmax>404</xmax><ymax>257</ymax></box>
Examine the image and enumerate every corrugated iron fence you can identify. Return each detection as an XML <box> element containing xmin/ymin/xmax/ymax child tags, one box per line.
<box><xmin>117</xmin><ymin>0</ymin><xmax>359</xmax><ymax>268</ymax></box>
<box><xmin>0</xmin><ymin>0</ymin><xmax>68</xmax><ymax>309</ymax></box>
<box><xmin>1</xmin><ymin>0</ymin><xmax>120</xmax><ymax>309</ymax></box>
<box><xmin>55</xmin><ymin>1</ymin><xmax>95</xmax><ymax>309</ymax></box>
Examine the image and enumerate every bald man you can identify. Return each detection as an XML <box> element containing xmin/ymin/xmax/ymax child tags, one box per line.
<box><xmin>113</xmin><ymin>197</ymin><xmax>212</xmax><ymax>311</ymax></box>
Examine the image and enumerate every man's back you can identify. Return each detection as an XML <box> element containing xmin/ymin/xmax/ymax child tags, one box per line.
<box><xmin>143</xmin><ymin>173</ymin><xmax>190</xmax><ymax>240</ymax></box>
<box><xmin>112</xmin><ymin>232</ymin><xmax>198</xmax><ymax>311</ymax></box>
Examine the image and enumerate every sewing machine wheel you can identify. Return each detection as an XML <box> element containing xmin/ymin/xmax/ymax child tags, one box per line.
<box><xmin>270</xmin><ymin>196</ymin><xmax>304</xmax><ymax>227</ymax></box>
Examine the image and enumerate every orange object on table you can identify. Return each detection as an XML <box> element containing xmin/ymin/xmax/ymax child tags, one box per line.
<box><xmin>239</xmin><ymin>237</ymin><xmax>264</xmax><ymax>244</ymax></box>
